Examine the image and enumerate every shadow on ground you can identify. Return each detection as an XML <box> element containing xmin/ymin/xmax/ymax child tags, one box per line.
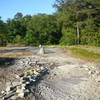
<box><xmin>0</xmin><ymin>57</ymin><xmax>16</xmax><ymax>67</ymax></box>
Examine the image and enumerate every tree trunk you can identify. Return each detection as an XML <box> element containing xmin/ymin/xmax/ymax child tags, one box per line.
<box><xmin>77</xmin><ymin>22</ymin><xmax>80</xmax><ymax>44</ymax></box>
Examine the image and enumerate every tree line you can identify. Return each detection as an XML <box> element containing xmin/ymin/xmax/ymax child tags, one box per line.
<box><xmin>0</xmin><ymin>0</ymin><xmax>100</xmax><ymax>46</ymax></box>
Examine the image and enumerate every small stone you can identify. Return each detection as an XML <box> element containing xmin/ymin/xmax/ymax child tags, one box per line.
<box><xmin>26</xmin><ymin>82</ymin><xmax>30</xmax><ymax>85</ymax></box>
<box><xmin>16</xmin><ymin>89</ymin><xmax>21</xmax><ymax>93</ymax></box>
<box><xmin>21</xmin><ymin>87</ymin><xmax>25</xmax><ymax>90</ymax></box>
<box><xmin>84</xmin><ymin>68</ymin><xmax>89</xmax><ymax>71</ymax></box>
<box><xmin>27</xmin><ymin>75</ymin><xmax>31</xmax><ymax>79</ymax></box>
<box><xmin>10</xmin><ymin>95</ymin><xmax>17</xmax><ymax>100</ymax></box>
<box><xmin>19</xmin><ymin>73</ymin><xmax>24</xmax><ymax>77</ymax></box>
<box><xmin>16</xmin><ymin>87</ymin><xmax>24</xmax><ymax>94</ymax></box>
<box><xmin>12</xmin><ymin>82</ymin><xmax>20</xmax><ymax>86</ymax></box>
<box><xmin>40</xmin><ymin>67</ymin><xmax>44</xmax><ymax>70</ymax></box>
<box><xmin>18</xmin><ymin>92</ymin><xmax>24</xmax><ymax>98</ymax></box>
<box><xmin>88</xmin><ymin>71</ymin><xmax>92</xmax><ymax>75</ymax></box>
<box><xmin>6</xmin><ymin>86</ymin><xmax>10</xmax><ymax>93</ymax></box>
<box><xmin>96</xmin><ymin>71</ymin><xmax>100</xmax><ymax>74</ymax></box>
<box><xmin>30</xmin><ymin>79</ymin><xmax>36</xmax><ymax>82</ymax></box>
<box><xmin>1</xmin><ymin>90</ymin><xmax>5</xmax><ymax>94</ymax></box>
<box><xmin>15</xmin><ymin>75</ymin><xmax>20</xmax><ymax>79</ymax></box>
<box><xmin>34</xmin><ymin>70</ymin><xmax>40</xmax><ymax>76</ymax></box>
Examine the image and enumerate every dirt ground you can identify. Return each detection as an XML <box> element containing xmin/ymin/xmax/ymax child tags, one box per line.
<box><xmin>0</xmin><ymin>47</ymin><xmax>100</xmax><ymax>100</ymax></box>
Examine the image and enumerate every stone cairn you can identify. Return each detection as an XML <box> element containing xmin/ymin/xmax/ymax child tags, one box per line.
<box><xmin>38</xmin><ymin>45</ymin><xmax>45</xmax><ymax>55</ymax></box>
<box><xmin>1</xmin><ymin>62</ymin><xmax>48</xmax><ymax>100</ymax></box>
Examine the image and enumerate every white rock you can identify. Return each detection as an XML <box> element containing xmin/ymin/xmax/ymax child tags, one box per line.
<box><xmin>84</xmin><ymin>68</ymin><xmax>89</xmax><ymax>71</ymax></box>
<box><xmin>26</xmin><ymin>82</ymin><xmax>30</xmax><ymax>85</ymax></box>
<box><xmin>30</xmin><ymin>79</ymin><xmax>35</xmax><ymax>82</ymax></box>
<box><xmin>88</xmin><ymin>71</ymin><xmax>92</xmax><ymax>75</ymax></box>
<box><xmin>6</xmin><ymin>87</ymin><xmax>10</xmax><ymax>93</ymax></box>
<box><xmin>40</xmin><ymin>67</ymin><xmax>44</xmax><ymax>70</ymax></box>
<box><xmin>18</xmin><ymin>92</ymin><xmax>24</xmax><ymax>98</ymax></box>
<box><xmin>21</xmin><ymin>87</ymin><xmax>25</xmax><ymax>90</ymax></box>
<box><xmin>12</xmin><ymin>82</ymin><xmax>20</xmax><ymax>86</ymax></box>
<box><xmin>34</xmin><ymin>70</ymin><xmax>40</xmax><ymax>76</ymax></box>
<box><xmin>96</xmin><ymin>71</ymin><xmax>99</xmax><ymax>74</ymax></box>
<box><xmin>21</xmin><ymin>85</ymin><xmax>26</xmax><ymax>90</ymax></box>
<box><xmin>16</xmin><ymin>88</ymin><xmax>21</xmax><ymax>93</ymax></box>
<box><xmin>16</xmin><ymin>87</ymin><xmax>24</xmax><ymax>94</ymax></box>
<box><xmin>1</xmin><ymin>90</ymin><xmax>5</xmax><ymax>94</ymax></box>
<box><xmin>10</xmin><ymin>95</ymin><xmax>17</xmax><ymax>100</ymax></box>
<box><xmin>15</xmin><ymin>75</ymin><xmax>20</xmax><ymax>79</ymax></box>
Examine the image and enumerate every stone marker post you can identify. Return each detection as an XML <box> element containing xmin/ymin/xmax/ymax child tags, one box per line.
<box><xmin>38</xmin><ymin>46</ymin><xmax>45</xmax><ymax>55</ymax></box>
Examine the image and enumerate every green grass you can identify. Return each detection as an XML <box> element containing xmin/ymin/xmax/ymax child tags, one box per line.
<box><xmin>68</xmin><ymin>46</ymin><xmax>100</xmax><ymax>60</ymax></box>
<box><xmin>46</xmin><ymin>45</ymin><xmax>100</xmax><ymax>60</ymax></box>
<box><xmin>70</xmin><ymin>45</ymin><xmax>100</xmax><ymax>54</ymax></box>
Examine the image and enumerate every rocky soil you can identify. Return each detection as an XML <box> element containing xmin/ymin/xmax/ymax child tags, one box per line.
<box><xmin>0</xmin><ymin>47</ymin><xmax>100</xmax><ymax>100</ymax></box>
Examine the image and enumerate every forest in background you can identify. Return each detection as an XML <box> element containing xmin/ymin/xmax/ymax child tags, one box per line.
<box><xmin>0</xmin><ymin>0</ymin><xmax>100</xmax><ymax>46</ymax></box>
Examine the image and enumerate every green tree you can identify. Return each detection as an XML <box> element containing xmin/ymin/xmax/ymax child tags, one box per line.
<box><xmin>0</xmin><ymin>17</ymin><xmax>8</xmax><ymax>46</ymax></box>
<box><xmin>54</xmin><ymin>0</ymin><xmax>100</xmax><ymax>46</ymax></box>
<box><xmin>14</xmin><ymin>12</ymin><xmax>23</xmax><ymax>19</ymax></box>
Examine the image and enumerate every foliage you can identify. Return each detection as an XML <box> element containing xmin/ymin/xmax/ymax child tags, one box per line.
<box><xmin>60</xmin><ymin>28</ymin><xmax>76</xmax><ymax>45</ymax></box>
<box><xmin>0</xmin><ymin>0</ymin><xmax>100</xmax><ymax>47</ymax></box>
<box><xmin>68</xmin><ymin>46</ymin><xmax>100</xmax><ymax>60</ymax></box>
<box><xmin>54</xmin><ymin>0</ymin><xmax>100</xmax><ymax>46</ymax></box>
<box><xmin>0</xmin><ymin>18</ymin><xmax>8</xmax><ymax>46</ymax></box>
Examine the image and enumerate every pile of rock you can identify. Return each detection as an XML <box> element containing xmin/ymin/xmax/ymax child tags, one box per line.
<box><xmin>13</xmin><ymin>56</ymin><xmax>52</xmax><ymax>69</ymax></box>
<box><xmin>1</xmin><ymin>65</ymin><xmax>48</xmax><ymax>100</ymax></box>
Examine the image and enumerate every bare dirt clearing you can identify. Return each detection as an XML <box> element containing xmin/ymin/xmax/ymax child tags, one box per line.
<box><xmin>0</xmin><ymin>47</ymin><xmax>100</xmax><ymax>100</ymax></box>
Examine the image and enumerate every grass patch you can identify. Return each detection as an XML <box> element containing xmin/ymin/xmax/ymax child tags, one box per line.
<box><xmin>70</xmin><ymin>45</ymin><xmax>100</xmax><ymax>54</ymax></box>
<box><xmin>68</xmin><ymin>47</ymin><xmax>100</xmax><ymax>60</ymax></box>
